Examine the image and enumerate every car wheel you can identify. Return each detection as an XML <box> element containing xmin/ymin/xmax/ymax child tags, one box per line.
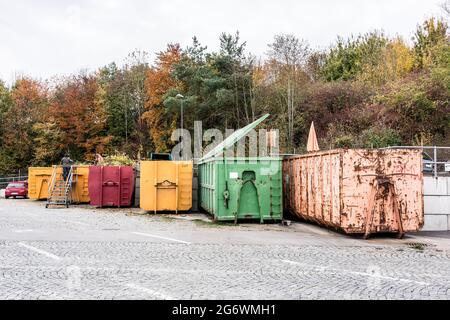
<box><xmin>5</xmin><ymin>196</ymin><xmax>9</xmax><ymax>199</ymax></box>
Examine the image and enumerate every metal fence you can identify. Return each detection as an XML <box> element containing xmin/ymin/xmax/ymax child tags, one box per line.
<box><xmin>0</xmin><ymin>170</ymin><xmax>28</xmax><ymax>188</ymax></box>
<box><xmin>383</xmin><ymin>146</ymin><xmax>450</xmax><ymax>178</ymax></box>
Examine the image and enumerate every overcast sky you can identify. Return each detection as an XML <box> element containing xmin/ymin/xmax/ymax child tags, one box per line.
<box><xmin>0</xmin><ymin>0</ymin><xmax>445</xmax><ymax>84</ymax></box>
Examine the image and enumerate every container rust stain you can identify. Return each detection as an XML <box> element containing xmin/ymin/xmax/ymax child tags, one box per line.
<box><xmin>283</xmin><ymin>149</ymin><xmax>424</xmax><ymax>238</ymax></box>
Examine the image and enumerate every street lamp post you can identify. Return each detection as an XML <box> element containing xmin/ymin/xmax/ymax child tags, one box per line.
<box><xmin>176</xmin><ymin>94</ymin><xmax>185</xmax><ymax>160</ymax></box>
<box><xmin>176</xmin><ymin>94</ymin><xmax>185</xmax><ymax>133</ymax></box>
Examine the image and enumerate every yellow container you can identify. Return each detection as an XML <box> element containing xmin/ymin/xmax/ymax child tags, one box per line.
<box><xmin>28</xmin><ymin>166</ymin><xmax>90</xmax><ymax>203</ymax></box>
<box><xmin>28</xmin><ymin>167</ymin><xmax>53</xmax><ymax>200</ymax></box>
<box><xmin>140</xmin><ymin>161</ymin><xmax>193</xmax><ymax>212</ymax></box>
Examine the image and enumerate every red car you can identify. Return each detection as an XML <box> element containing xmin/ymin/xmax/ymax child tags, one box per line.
<box><xmin>5</xmin><ymin>181</ymin><xmax>28</xmax><ymax>199</ymax></box>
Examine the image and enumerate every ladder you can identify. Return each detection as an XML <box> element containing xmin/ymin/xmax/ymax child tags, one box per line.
<box><xmin>46</xmin><ymin>166</ymin><xmax>75</xmax><ymax>208</ymax></box>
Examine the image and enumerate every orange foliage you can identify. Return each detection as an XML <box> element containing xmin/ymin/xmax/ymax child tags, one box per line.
<box><xmin>50</xmin><ymin>75</ymin><xmax>111</xmax><ymax>159</ymax></box>
<box><xmin>2</xmin><ymin>78</ymin><xmax>48</xmax><ymax>166</ymax></box>
<box><xmin>143</xmin><ymin>44</ymin><xmax>182</xmax><ymax>152</ymax></box>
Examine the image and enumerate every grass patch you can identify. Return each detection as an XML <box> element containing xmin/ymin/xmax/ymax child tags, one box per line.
<box><xmin>193</xmin><ymin>219</ymin><xmax>237</xmax><ymax>228</ymax></box>
<box><xmin>407</xmin><ymin>242</ymin><xmax>427</xmax><ymax>251</ymax></box>
<box><xmin>158</xmin><ymin>215</ymin><xmax>178</xmax><ymax>222</ymax></box>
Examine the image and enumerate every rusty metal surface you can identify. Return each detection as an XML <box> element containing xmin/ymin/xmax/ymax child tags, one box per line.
<box><xmin>283</xmin><ymin>149</ymin><xmax>424</xmax><ymax>236</ymax></box>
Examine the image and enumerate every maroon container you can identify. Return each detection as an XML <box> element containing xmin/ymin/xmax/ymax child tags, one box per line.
<box><xmin>88</xmin><ymin>166</ymin><xmax>135</xmax><ymax>208</ymax></box>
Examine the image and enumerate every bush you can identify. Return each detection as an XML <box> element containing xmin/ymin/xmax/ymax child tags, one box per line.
<box><xmin>359</xmin><ymin>127</ymin><xmax>402</xmax><ymax>148</ymax></box>
<box><xmin>334</xmin><ymin>135</ymin><xmax>355</xmax><ymax>148</ymax></box>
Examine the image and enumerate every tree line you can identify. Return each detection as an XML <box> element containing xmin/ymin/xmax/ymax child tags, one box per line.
<box><xmin>0</xmin><ymin>17</ymin><xmax>449</xmax><ymax>173</ymax></box>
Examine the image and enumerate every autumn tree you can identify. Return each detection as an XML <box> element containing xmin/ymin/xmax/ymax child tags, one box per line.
<box><xmin>0</xmin><ymin>80</ymin><xmax>11</xmax><ymax>143</ymax></box>
<box><xmin>143</xmin><ymin>44</ymin><xmax>182</xmax><ymax>153</ymax></box>
<box><xmin>49</xmin><ymin>73</ymin><xmax>111</xmax><ymax>161</ymax></box>
<box><xmin>320</xmin><ymin>31</ymin><xmax>388</xmax><ymax>82</ymax></box>
<box><xmin>413</xmin><ymin>18</ymin><xmax>449</xmax><ymax>70</ymax></box>
<box><xmin>1</xmin><ymin>78</ymin><xmax>48</xmax><ymax>171</ymax></box>
<box><xmin>267</xmin><ymin>34</ymin><xmax>310</xmax><ymax>151</ymax></box>
<box><xmin>0</xmin><ymin>80</ymin><xmax>12</xmax><ymax>173</ymax></box>
<box><xmin>123</xmin><ymin>51</ymin><xmax>150</xmax><ymax>157</ymax></box>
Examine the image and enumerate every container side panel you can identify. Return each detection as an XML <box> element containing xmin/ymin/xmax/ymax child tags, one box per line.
<box><xmin>119</xmin><ymin>166</ymin><xmax>134</xmax><ymax>207</ymax></box>
<box><xmin>340</xmin><ymin>149</ymin><xmax>423</xmax><ymax>233</ymax></box>
<box><xmin>140</xmin><ymin>161</ymin><xmax>192</xmax><ymax>212</ymax></box>
<box><xmin>285</xmin><ymin>149</ymin><xmax>423</xmax><ymax>234</ymax></box>
<box><xmin>88</xmin><ymin>166</ymin><xmax>102</xmax><ymax>206</ymax></box>
<box><xmin>283</xmin><ymin>151</ymin><xmax>342</xmax><ymax>229</ymax></box>
<box><xmin>28</xmin><ymin>167</ymin><xmax>53</xmax><ymax>200</ymax></box>
<box><xmin>201</xmin><ymin>158</ymin><xmax>282</xmax><ymax>222</ymax></box>
<box><xmin>73</xmin><ymin>166</ymin><xmax>90</xmax><ymax>203</ymax></box>
<box><xmin>178</xmin><ymin>162</ymin><xmax>193</xmax><ymax>211</ymax></box>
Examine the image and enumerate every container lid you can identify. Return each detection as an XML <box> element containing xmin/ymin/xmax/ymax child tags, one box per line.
<box><xmin>200</xmin><ymin>114</ymin><xmax>270</xmax><ymax>161</ymax></box>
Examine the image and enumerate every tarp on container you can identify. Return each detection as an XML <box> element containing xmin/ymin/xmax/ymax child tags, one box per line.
<box><xmin>88</xmin><ymin>166</ymin><xmax>134</xmax><ymax>207</ymax></box>
<box><xmin>307</xmin><ymin>122</ymin><xmax>320</xmax><ymax>152</ymax></box>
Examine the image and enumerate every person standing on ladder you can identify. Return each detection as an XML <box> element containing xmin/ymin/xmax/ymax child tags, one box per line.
<box><xmin>61</xmin><ymin>153</ymin><xmax>74</xmax><ymax>181</ymax></box>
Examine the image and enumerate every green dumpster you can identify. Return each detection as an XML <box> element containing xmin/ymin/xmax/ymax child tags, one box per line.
<box><xmin>198</xmin><ymin>115</ymin><xmax>283</xmax><ymax>223</ymax></box>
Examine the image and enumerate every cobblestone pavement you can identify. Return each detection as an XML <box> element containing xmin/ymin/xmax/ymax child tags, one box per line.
<box><xmin>0</xmin><ymin>199</ymin><xmax>449</xmax><ymax>300</ymax></box>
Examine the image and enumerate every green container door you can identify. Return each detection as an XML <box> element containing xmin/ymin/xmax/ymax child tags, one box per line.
<box><xmin>199</xmin><ymin>157</ymin><xmax>283</xmax><ymax>222</ymax></box>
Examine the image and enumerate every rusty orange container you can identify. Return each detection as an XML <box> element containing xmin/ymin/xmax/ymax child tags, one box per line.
<box><xmin>283</xmin><ymin>149</ymin><xmax>424</xmax><ymax>238</ymax></box>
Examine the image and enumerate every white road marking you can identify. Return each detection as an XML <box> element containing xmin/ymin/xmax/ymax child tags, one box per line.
<box><xmin>65</xmin><ymin>220</ymin><xmax>91</xmax><ymax>227</ymax></box>
<box><xmin>132</xmin><ymin>232</ymin><xmax>191</xmax><ymax>245</ymax></box>
<box><xmin>18</xmin><ymin>242</ymin><xmax>61</xmax><ymax>261</ymax></box>
<box><xmin>14</xmin><ymin>229</ymin><xmax>34</xmax><ymax>233</ymax></box>
<box><xmin>126</xmin><ymin>283</ymin><xmax>175</xmax><ymax>300</ymax></box>
<box><xmin>281</xmin><ymin>260</ymin><xmax>430</xmax><ymax>286</ymax></box>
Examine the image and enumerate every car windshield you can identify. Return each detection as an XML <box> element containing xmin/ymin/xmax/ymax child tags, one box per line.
<box><xmin>7</xmin><ymin>183</ymin><xmax>25</xmax><ymax>188</ymax></box>
<box><xmin>423</xmin><ymin>153</ymin><xmax>433</xmax><ymax>161</ymax></box>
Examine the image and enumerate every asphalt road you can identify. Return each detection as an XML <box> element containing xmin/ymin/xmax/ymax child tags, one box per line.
<box><xmin>0</xmin><ymin>198</ymin><xmax>449</xmax><ymax>300</ymax></box>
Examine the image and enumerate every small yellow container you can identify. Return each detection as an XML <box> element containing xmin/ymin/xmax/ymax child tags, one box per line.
<box><xmin>140</xmin><ymin>161</ymin><xmax>193</xmax><ymax>212</ymax></box>
<box><xmin>27</xmin><ymin>166</ymin><xmax>90</xmax><ymax>203</ymax></box>
<box><xmin>28</xmin><ymin>167</ymin><xmax>53</xmax><ymax>200</ymax></box>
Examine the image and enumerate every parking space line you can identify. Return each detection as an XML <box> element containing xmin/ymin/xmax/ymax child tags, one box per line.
<box><xmin>14</xmin><ymin>229</ymin><xmax>34</xmax><ymax>233</ymax></box>
<box><xmin>18</xmin><ymin>242</ymin><xmax>61</xmax><ymax>261</ymax></box>
<box><xmin>131</xmin><ymin>232</ymin><xmax>191</xmax><ymax>244</ymax></box>
<box><xmin>126</xmin><ymin>283</ymin><xmax>175</xmax><ymax>300</ymax></box>
<box><xmin>281</xmin><ymin>260</ymin><xmax>430</xmax><ymax>286</ymax></box>
<box><xmin>65</xmin><ymin>220</ymin><xmax>91</xmax><ymax>227</ymax></box>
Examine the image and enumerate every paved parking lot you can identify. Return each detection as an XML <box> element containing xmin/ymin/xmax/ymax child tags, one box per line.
<box><xmin>0</xmin><ymin>198</ymin><xmax>449</xmax><ymax>300</ymax></box>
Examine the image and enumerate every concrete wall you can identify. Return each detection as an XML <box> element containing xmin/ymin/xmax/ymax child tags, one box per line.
<box><xmin>423</xmin><ymin>176</ymin><xmax>450</xmax><ymax>231</ymax></box>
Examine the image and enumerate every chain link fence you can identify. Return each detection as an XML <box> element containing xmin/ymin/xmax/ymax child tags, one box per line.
<box><xmin>383</xmin><ymin>146</ymin><xmax>450</xmax><ymax>178</ymax></box>
<box><xmin>0</xmin><ymin>170</ymin><xmax>28</xmax><ymax>188</ymax></box>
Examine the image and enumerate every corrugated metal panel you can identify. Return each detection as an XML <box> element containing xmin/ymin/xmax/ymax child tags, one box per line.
<box><xmin>28</xmin><ymin>167</ymin><xmax>53</xmax><ymax>200</ymax></box>
<box><xmin>28</xmin><ymin>166</ymin><xmax>90</xmax><ymax>203</ymax></box>
<box><xmin>199</xmin><ymin>157</ymin><xmax>283</xmax><ymax>222</ymax></box>
<box><xmin>140</xmin><ymin>161</ymin><xmax>193</xmax><ymax>212</ymax></box>
<box><xmin>72</xmin><ymin>166</ymin><xmax>90</xmax><ymax>204</ymax></box>
<box><xmin>88</xmin><ymin>166</ymin><xmax>134</xmax><ymax>207</ymax></box>
<box><xmin>283</xmin><ymin>149</ymin><xmax>424</xmax><ymax>237</ymax></box>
